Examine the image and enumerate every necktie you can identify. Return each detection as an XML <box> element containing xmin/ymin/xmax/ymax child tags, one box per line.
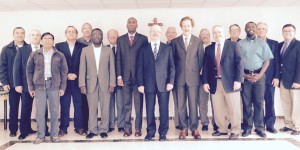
<box><xmin>129</xmin><ymin>36</ymin><xmax>134</xmax><ymax>46</ymax></box>
<box><xmin>280</xmin><ymin>42</ymin><xmax>288</xmax><ymax>58</ymax></box>
<box><xmin>216</xmin><ymin>43</ymin><xmax>221</xmax><ymax>77</ymax></box>
<box><xmin>153</xmin><ymin>43</ymin><xmax>158</xmax><ymax>60</ymax></box>
<box><xmin>112</xmin><ymin>46</ymin><xmax>116</xmax><ymax>54</ymax></box>
<box><xmin>184</xmin><ymin>37</ymin><xmax>189</xmax><ymax>50</ymax></box>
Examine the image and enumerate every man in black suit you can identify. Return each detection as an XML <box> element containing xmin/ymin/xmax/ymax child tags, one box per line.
<box><xmin>116</xmin><ymin>17</ymin><xmax>148</xmax><ymax>137</ymax></box>
<box><xmin>274</xmin><ymin>24</ymin><xmax>300</xmax><ymax>135</ymax></box>
<box><xmin>171</xmin><ymin>16</ymin><xmax>204</xmax><ymax>140</ymax></box>
<box><xmin>257</xmin><ymin>22</ymin><xmax>279</xmax><ymax>134</ymax></box>
<box><xmin>203</xmin><ymin>25</ymin><xmax>243</xmax><ymax>140</ymax></box>
<box><xmin>13</xmin><ymin>30</ymin><xmax>39</xmax><ymax>140</ymax></box>
<box><xmin>0</xmin><ymin>27</ymin><xmax>27</xmax><ymax>137</ymax></box>
<box><xmin>107</xmin><ymin>29</ymin><xmax>125</xmax><ymax>133</ymax></box>
<box><xmin>137</xmin><ymin>24</ymin><xmax>175</xmax><ymax>141</ymax></box>
<box><xmin>55</xmin><ymin>26</ymin><xmax>87</xmax><ymax>137</ymax></box>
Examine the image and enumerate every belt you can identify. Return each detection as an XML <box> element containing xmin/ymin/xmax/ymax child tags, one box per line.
<box><xmin>45</xmin><ymin>77</ymin><xmax>52</xmax><ymax>81</ymax></box>
<box><xmin>244</xmin><ymin>68</ymin><xmax>261</xmax><ymax>75</ymax></box>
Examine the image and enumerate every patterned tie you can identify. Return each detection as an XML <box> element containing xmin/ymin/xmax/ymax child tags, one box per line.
<box><xmin>184</xmin><ymin>37</ymin><xmax>189</xmax><ymax>50</ymax></box>
<box><xmin>129</xmin><ymin>36</ymin><xmax>134</xmax><ymax>46</ymax></box>
<box><xmin>216</xmin><ymin>43</ymin><xmax>221</xmax><ymax>77</ymax></box>
<box><xmin>280</xmin><ymin>42</ymin><xmax>288</xmax><ymax>58</ymax></box>
<box><xmin>153</xmin><ymin>43</ymin><xmax>158</xmax><ymax>60</ymax></box>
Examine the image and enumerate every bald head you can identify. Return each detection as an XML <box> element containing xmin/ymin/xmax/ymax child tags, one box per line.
<box><xmin>127</xmin><ymin>17</ymin><xmax>138</xmax><ymax>34</ymax></box>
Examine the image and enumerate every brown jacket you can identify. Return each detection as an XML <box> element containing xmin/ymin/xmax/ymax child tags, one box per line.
<box><xmin>26</xmin><ymin>47</ymin><xmax>68</xmax><ymax>92</ymax></box>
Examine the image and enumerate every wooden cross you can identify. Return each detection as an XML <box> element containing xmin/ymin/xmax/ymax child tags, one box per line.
<box><xmin>148</xmin><ymin>18</ymin><xmax>163</xmax><ymax>26</ymax></box>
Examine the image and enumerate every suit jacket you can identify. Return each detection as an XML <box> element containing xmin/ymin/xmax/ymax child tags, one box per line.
<box><xmin>116</xmin><ymin>33</ymin><xmax>148</xmax><ymax>82</ymax></box>
<box><xmin>0</xmin><ymin>41</ymin><xmax>28</xmax><ymax>87</ymax></box>
<box><xmin>55</xmin><ymin>41</ymin><xmax>87</xmax><ymax>86</ymax></box>
<box><xmin>13</xmin><ymin>44</ymin><xmax>34</xmax><ymax>92</ymax></box>
<box><xmin>274</xmin><ymin>38</ymin><xmax>300</xmax><ymax>89</ymax></box>
<box><xmin>265</xmin><ymin>38</ymin><xmax>279</xmax><ymax>84</ymax></box>
<box><xmin>79</xmin><ymin>45</ymin><xmax>116</xmax><ymax>93</ymax></box>
<box><xmin>137</xmin><ymin>42</ymin><xmax>175</xmax><ymax>93</ymax></box>
<box><xmin>202</xmin><ymin>40</ymin><xmax>243</xmax><ymax>94</ymax></box>
<box><xmin>171</xmin><ymin>34</ymin><xmax>204</xmax><ymax>86</ymax></box>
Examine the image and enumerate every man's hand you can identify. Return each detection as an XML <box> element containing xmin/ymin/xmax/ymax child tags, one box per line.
<box><xmin>251</xmin><ymin>73</ymin><xmax>263</xmax><ymax>82</ymax></box>
<box><xmin>3</xmin><ymin>85</ymin><xmax>10</xmax><ymax>92</ymax></box>
<box><xmin>233</xmin><ymin>81</ymin><xmax>241</xmax><ymax>91</ymax></box>
<box><xmin>29</xmin><ymin>91</ymin><xmax>35</xmax><ymax>97</ymax></box>
<box><xmin>272</xmin><ymin>79</ymin><xmax>279</xmax><ymax>87</ymax></box>
<box><xmin>15</xmin><ymin>86</ymin><xmax>22</xmax><ymax>93</ymax></box>
<box><xmin>117</xmin><ymin>78</ymin><xmax>124</xmax><ymax>86</ymax></box>
<box><xmin>80</xmin><ymin>86</ymin><xmax>87</xmax><ymax>94</ymax></box>
<box><xmin>138</xmin><ymin>86</ymin><xmax>144</xmax><ymax>94</ymax></box>
<box><xmin>108</xmin><ymin>86</ymin><xmax>114</xmax><ymax>93</ymax></box>
<box><xmin>59</xmin><ymin>90</ymin><xmax>65</xmax><ymax>96</ymax></box>
<box><xmin>67</xmin><ymin>73</ymin><xmax>77</xmax><ymax>80</ymax></box>
<box><xmin>203</xmin><ymin>84</ymin><xmax>210</xmax><ymax>93</ymax></box>
<box><xmin>292</xmin><ymin>83</ymin><xmax>300</xmax><ymax>89</ymax></box>
<box><xmin>166</xmin><ymin>84</ymin><xmax>174</xmax><ymax>91</ymax></box>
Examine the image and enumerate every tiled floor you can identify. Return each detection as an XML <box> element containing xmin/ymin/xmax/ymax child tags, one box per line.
<box><xmin>0</xmin><ymin>118</ymin><xmax>300</xmax><ymax>150</ymax></box>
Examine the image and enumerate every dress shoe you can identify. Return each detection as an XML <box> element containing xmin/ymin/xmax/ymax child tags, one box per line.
<box><xmin>33</xmin><ymin>137</ymin><xmax>45</xmax><ymax>144</ymax></box>
<box><xmin>192</xmin><ymin>130</ymin><xmax>201</xmax><ymax>139</ymax></box>
<box><xmin>202</xmin><ymin>125</ymin><xmax>208</xmax><ymax>131</ymax></box>
<box><xmin>159</xmin><ymin>135</ymin><xmax>167</xmax><ymax>141</ymax></box>
<box><xmin>123</xmin><ymin>130</ymin><xmax>132</xmax><ymax>137</ymax></box>
<box><xmin>45</xmin><ymin>131</ymin><xmax>51</xmax><ymax>137</ymax></box>
<box><xmin>279</xmin><ymin>127</ymin><xmax>293</xmax><ymax>132</ymax></box>
<box><xmin>86</xmin><ymin>132</ymin><xmax>97</xmax><ymax>139</ymax></box>
<box><xmin>100</xmin><ymin>132</ymin><xmax>108</xmax><ymax>138</ymax></box>
<box><xmin>28</xmin><ymin>130</ymin><xmax>37</xmax><ymax>134</ymax></box>
<box><xmin>228</xmin><ymin>123</ymin><xmax>232</xmax><ymax>129</ymax></box>
<box><xmin>144</xmin><ymin>134</ymin><xmax>155</xmax><ymax>141</ymax></box>
<box><xmin>212</xmin><ymin>131</ymin><xmax>228</xmax><ymax>136</ymax></box>
<box><xmin>266</xmin><ymin>127</ymin><xmax>278</xmax><ymax>134</ymax></box>
<box><xmin>229</xmin><ymin>133</ymin><xmax>239</xmax><ymax>140</ymax></box>
<box><xmin>58</xmin><ymin>130</ymin><xmax>67</xmax><ymax>137</ymax></box>
<box><xmin>108</xmin><ymin>128</ymin><xmax>115</xmax><ymax>133</ymax></box>
<box><xmin>242</xmin><ymin>130</ymin><xmax>251</xmax><ymax>137</ymax></box>
<box><xmin>179</xmin><ymin>129</ymin><xmax>188</xmax><ymax>140</ymax></box>
<box><xmin>213</xmin><ymin>124</ymin><xmax>219</xmax><ymax>131</ymax></box>
<box><xmin>75</xmin><ymin>129</ymin><xmax>86</xmax><ymax>135</ymax></box>
<box><xmin>135</xmin><ymin>130</ymin><xmax>142</xmax><ymax>137</ymax></box>
<box><xmin>291</xmin><ymin>130</ymin><xmax>300</xmax><ymax>135</ymax></box>
<box><xmin>255</xmin><ymin>129</ymin><xmax>266</xmax><ymax>138</ymax></box>
<box><xmin>118</xmin><ymin>128</ymin><xmax>125</xmax><ymax>132</ymax></box>
<box><xmin>50</xmin><ymin>137</ymin><xmax>61</xmax><ymax>143</ymax></box>
<box><xmin>18</xmin><ymin>134</ymin><xmax>28</xmax><ymax>140</ymax></box>
<box><xmin>9</xmin><ymin>132</ymin><xmax>17</xmax><ymax>137</ymax></box>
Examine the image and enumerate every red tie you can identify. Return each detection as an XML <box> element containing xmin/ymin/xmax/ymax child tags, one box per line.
<box><xmin>129</xmin><ymin>36</ymin><xmax>134</xmax><ymax>46</ymax></box>
<box><xmin>216</xmin><ymin>43</ymin><xmax>221</xmax><ymax>77</ymax></box>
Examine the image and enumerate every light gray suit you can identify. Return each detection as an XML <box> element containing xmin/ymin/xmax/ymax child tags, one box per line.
<box><xmin>171</xmin><ymin>34</ymin><xmax>204</xmax><ymax>131</ymax></box>
<box><xmin>79</xmin><ymin>44</ymin><xmax>116</xmax><ymax>134</ymax></box>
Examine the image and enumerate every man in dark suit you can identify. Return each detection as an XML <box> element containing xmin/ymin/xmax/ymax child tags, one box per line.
<box><xmin>137</xmin><ymin>24</ymin><xmax>175</xmax><ymax>141</ymax></box>
<box><xmin>55</xmin><ymin>26</ymin><xmax>87</xmax><ymax>137</ymax></box>
<box><xmin>106</xmin><ymin>29</ymin><xmax>125</xmax><ymax>133</ymax></box>
<box><xmin>203</xmin><ymin>25</ymin><xmax>243</xmax><ymax>140</ymax></box>
<box><xmin>116</xmin><ymin>17</ymin><xmax>148</xmax><ymax>137</ymax></box>
<box><xmin>274</xmin><ymin>24</ymin><xmax>300</xmax><ymax>135</ymax></box>
<box><xmin>257</xmin><ymin>22</ymin><xmax>279</xmax><ymax>134</ymax></box>
<box><xmin>171</xmin><ymin>16</ymin><xmax>204</xmax><ymax>139</ymax></box>
<box><xmin>0</xmin><ymin>27</ymin><xmax>27</xmax><ymax>137</ymax></box>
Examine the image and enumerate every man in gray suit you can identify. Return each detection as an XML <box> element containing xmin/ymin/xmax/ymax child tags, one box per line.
<box><xmin>79</xmin><ymin>28</ymin><xmax>116</xmax><ymax>139</ymax></box>
<box><xmin>171</xmin><ymin>16</ymin><xmax>204</xmax><ymax>139</ymax></box>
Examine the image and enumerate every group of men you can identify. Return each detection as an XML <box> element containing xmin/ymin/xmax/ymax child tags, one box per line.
<box><xmin>0</xmin><ymin>16</ymin><xmax>299</xmax><ymax>144</ymax></box>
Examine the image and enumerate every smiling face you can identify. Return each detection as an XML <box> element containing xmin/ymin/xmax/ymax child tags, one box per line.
<box><xmin>212</xmin><ymin>26</ymin><xmax>225</xmax><ymax>43</ymax></box>
<box><xmin>65</xmin><ymin>26</ymin><xmax>78</xmax><ymax>41</ymax></box>
<box><xmin>13</xmin><ymin>28</ymin><xmax>25</xmax><ymax>43</ymax></box>
<box><xmin>229</xmin><ymin>25</ymin><xmax>241</xmax><ymax>39</ymax></box>
<box><xmin>199</xmin><ymin>29</ymin><xmax>210</xmax><ymax>44</ymax></box>
<box><xmin>257</xmin><ymin>23</ymin><xmax>268</xmax><ymax>39</ymax></box>
<box><xmin>245</xmin><ymin>22</ymin><xmax>257</xmax><ymax>38</ymax></box>
<box><xmin>181</xmin><ymin>19</ymin><xmax>193</xmax><ymax>36</ymax></box>
<box><xmin>165</xmin><ymin>27</ymin><xmax>177</xmax><ymax>42</ymax></box>
<box><xmin>41</xmin><ymin>34</ymin><xmax>54</xmax><ymax>49</ymax></box>
<box><xmin>282</xmin><ymin>26</ymin><xmax>296</xmax><ymax>42</ymax></box>
<box><xmin>149</xmin><ymin>25</ymin><xmax>162</xmax><ymax>42</ymax></box>
<box><xmin>91</xmin><ymin>29</ymin><xmax>103</xmax><ymax>45</ymax></box>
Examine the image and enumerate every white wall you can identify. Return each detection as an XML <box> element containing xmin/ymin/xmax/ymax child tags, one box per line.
<box><xmin>0</xmin><ymin>7</ymin><xmax>299</xmax><ymax>119</ymax></box>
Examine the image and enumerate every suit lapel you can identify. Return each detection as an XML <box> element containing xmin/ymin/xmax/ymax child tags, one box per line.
<box><xmin>63</xmin><ymin>42</ymin><xmax>72</xmax><ymax>57</ymax></box>
<box><xmin>156</xmin><ymin>42</ymin><xmax>165</xmax><ymax>61</ymax></box>
<box><xmin>178</xmin><ymin>36</ymin><xmax>186</xmax><ymax>51</ymax></box>
<box><xmin>132</xmin><ymin>33</ymin><xmax>140</xmax><ymax>47</ymax></box>
<box><xmin>221</xmin><ymin>41</ymin><xmax>229</xmax><ymax>62</ymax></box>
<box><xmin>211</xmin><ymin>43</ymin><xmax>217</xmax><ymax>66</ymax></box>
<box><xmin>88</xmin><ymin>45</ymin><xmax>97</xmax><ymax>70</ymax></box>
<box><xmin>283</xmin><ymin>39</ymin><xmax>296</xmax><ymax>58</ymax></box>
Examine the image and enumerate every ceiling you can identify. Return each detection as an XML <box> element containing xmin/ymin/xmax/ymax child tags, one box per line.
<box><xmin>0</xmin><ymin>0</ymin><xmax>299</xmax><ymax>11</ymax></box>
